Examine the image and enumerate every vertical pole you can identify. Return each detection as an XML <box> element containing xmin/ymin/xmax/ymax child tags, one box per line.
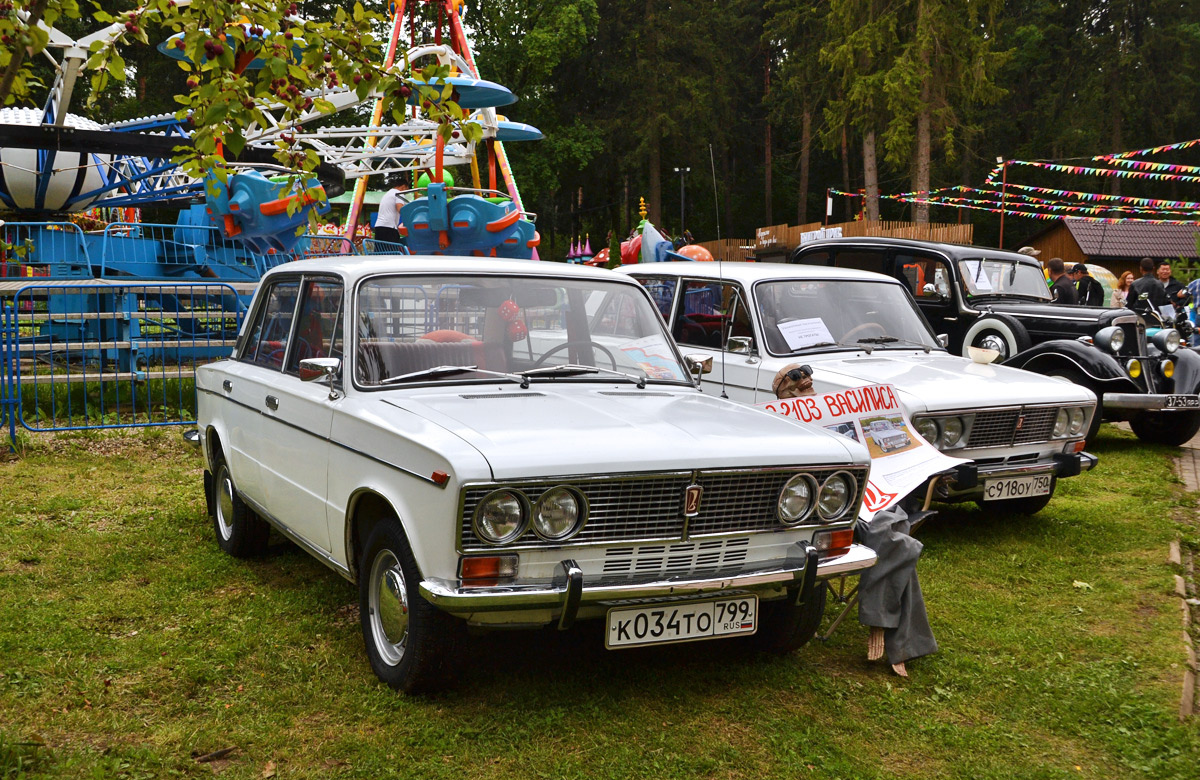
<box><xmin>998</xmin><ymin>158</ymin><xmax>1007</xmax><ymax>249</ymax></box>
<box><xmin>344</xmin><ymin>0</ymin><xmax>409</xmax><ymax>245</ymax></box>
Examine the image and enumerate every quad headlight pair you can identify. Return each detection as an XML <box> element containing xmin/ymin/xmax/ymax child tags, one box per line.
<box><xmin>777</xmin><ymin>472</ymin><xmax>857</xmax><ymax>525</ymax></box>
<box><xmin>1053</xmin><ymin>407</ymin><xmax>1089</xmax><ymax>438</ymax></box>
<box><xmin>473</xmin><ymin>486</ymin><xmax>586</xmax><ymax>545</ymax></box>
<box><xmin>1095</xmin><ymin>325</ymin><xmax>1180</xmax><ymax>355</ymax></box>
<box><xmin>915</xmin><ymin>415</ymin><xmax>968</xmax><ymax>450</ymax></box>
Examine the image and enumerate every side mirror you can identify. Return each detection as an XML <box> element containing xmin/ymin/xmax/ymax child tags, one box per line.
<box><xmin>299</xmin><ymin>357</ymin><xmax>342</xmax><ymax>399</ymax></box>
<box><xmin>936</xmin><ymin>334</ymin><xmax>949</xmax><ymax>349</ymax></box>
<box><xmin>684</xmin><ymin>354</ymin><xmax>713</xmax><ymax>386</ymax></box>
<box><xmin>727</xmin><ymin>336</ymin><xmax>754</xmax><ymax>354</ymax></box>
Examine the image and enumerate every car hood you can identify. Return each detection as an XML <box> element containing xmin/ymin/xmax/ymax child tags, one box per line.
<box><xmin>798</xmin><ymin>351</ymin><xmax>1097</xmax><ymax>413</ymax></box>
<box><xmin>973</xmin><ymin>300</ymin><xmax>1109</xmax><ymax>324</ymax></box>
<box><xmin>377</xmin><ymin>384</ymin><xmax>867</xmax><ymax>479</ymax></box>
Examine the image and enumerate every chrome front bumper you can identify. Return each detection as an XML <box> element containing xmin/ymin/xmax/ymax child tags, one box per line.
<box><xmin>944</xmin><ymin>451</ymin><xmax>1097</xmax><ymax>499</ymax></box>
<box><xmin>419</xmin><ymin>542</ymin><xmax>877</xmax><ymax>626</ymax></box>
<box><xmin>1104</xmin><ymin>393</ymin><xmax>1200</xmax><ymax>411</ymax></box>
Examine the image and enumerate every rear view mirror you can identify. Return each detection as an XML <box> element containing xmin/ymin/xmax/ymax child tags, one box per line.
<box><xmin>936</xmin><ymin>334</ymin><xmax>949</xmax><ymax>349</ymax></box>
<box><xmin>684</xmin><ymin>354</ymin><xmax>712</xmax><ymax>386</ymax></box>
<box><xmin>299</xmin><ymin>357</ymin><xmax>342</xmax><ymax>400</ymax></box>
<box><xmin>727</xmin><ymin>336</ymin><xmax>754</xmax><ymax>354</ymax></box>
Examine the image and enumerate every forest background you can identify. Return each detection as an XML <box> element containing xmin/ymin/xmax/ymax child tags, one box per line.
<box><xmin>13</xmin><ymin>0</ymin><xmax>1200</xmax><ymax>258</ymax></box>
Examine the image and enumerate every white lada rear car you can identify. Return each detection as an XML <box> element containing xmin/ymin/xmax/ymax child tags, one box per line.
<box><xmin>194</xmin><ymin>257</ymin><xmax>874</xmax><ymax>692</ymax></box>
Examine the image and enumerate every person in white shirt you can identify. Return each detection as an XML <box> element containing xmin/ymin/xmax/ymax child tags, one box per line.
<box><xmin>373</xmin><ymin>184</ymin><xmax>404</xmax><ymax>245</ymax></box>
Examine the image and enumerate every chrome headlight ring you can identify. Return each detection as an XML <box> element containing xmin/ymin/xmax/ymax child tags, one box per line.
<box><xmin>778</xmin><ymin>473</ymin><xmax>819</xmax><ymax>526</ymax></box>
<box><xmin>532</xmin><ymin>486</ymin><xmax>587</xmax><ymax>542</ymax></box>
<box><xmin>817</xmin><ymin>471</ymin><xmax>857</xmax><ymax>522</ymax></box>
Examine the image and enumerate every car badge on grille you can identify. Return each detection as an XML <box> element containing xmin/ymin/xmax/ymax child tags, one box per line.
<box><xmin>683</xmin><ymin>484</ymin><xmax>704</xmax><ymax>517</ymax></box>
<box><xmin>1016</xmin><ymin>414</ymin><xmax>1026</xmax><ymax>430</ymax></box>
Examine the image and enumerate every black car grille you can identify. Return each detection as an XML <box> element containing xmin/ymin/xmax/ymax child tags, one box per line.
<box><xmin>458</xmin><ymin>466</ymin><xmax>869</xmax><ymax>552</ymax></box>
<box><xmin>967</xmin><ymin>406</ymin><xmax>1062</xmax><ymax>449</ymax></box>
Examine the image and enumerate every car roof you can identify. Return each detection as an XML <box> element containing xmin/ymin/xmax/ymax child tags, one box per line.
<box><xmin>261</xmin><ymin>254</ymin><xmax>644</xmax><ymax>286</ymax></box>
<box><xmin>616</xmin><ymin>260</ymin><xmax>906</xmax><ymax>286</ymax></box>
<box><xmin>795</xmin><ymin>236</ymin><xmax>1042</xmax><ymax>265</ymax></box>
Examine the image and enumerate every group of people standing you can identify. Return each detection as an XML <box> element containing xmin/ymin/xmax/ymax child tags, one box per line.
<box><xmin>1034</xmin><ymin>249</ymin><xmax>1191</xmax><ymax>315</ymax></box>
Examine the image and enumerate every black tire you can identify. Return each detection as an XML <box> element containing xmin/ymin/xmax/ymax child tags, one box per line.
<box><xmin>359</xmin><ymin>520</ymin><xmax>457</xmax><ymax>693</ymax></box>
<box><xmin>961</xmin><ymin>314</ymin><xmax>1033</xmax><ymax>362</ymax></box>
<box><xmin>977</xmin><ymin>476</ymin><xmax>1056</xmax><ymax>516</ymax></box>
<box><xmin>1043</xmin><ymin>368</ymin><xmax>1103</xmax><ymax>445</ymax></box>
<box><xmin>211</xmin><ymin>457</ymin><xmax>270</xmax><ymax>557</ymax></box>
<box><xmin>1130</xmin><ymin>409</ymin><xmax>1200</xmax><ymax>447</ymax></box>
<box><xmin>752</xmin><ymin>581</ymin><xmax>827</xmax><ymax>654</ymax></box>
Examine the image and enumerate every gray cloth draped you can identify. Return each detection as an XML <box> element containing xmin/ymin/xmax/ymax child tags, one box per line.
<box><xmin>854</xmin><ymin>505</ymin><xmax>938</xmax><ymax>666</ymax></box>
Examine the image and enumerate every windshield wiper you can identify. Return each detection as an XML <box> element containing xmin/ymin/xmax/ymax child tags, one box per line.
<box><xmin>378</xmin><ymin>365</ymin><xmax>522</xmax><ymax>386</ymax></box>
<box><xmin>518</xmin><ymin>363</ymin><xmax>648</xmax><ymax>389</ymax></box>
<box><xmin>857</xmin><ymin>336</ymin><xmax>932</xmax><ymax>353</ymax></box>
<box><xmin>792</xmin><ymin>340</ymin><xmax>874</xmax><ymax>355</ymax></box>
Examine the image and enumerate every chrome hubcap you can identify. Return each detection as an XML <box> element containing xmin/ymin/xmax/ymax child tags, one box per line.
<box><xmin>370</xmin><ymin>549</ymin><xmax>409</xmax><ymax>666</ymax></box>
<box><xmin>978</xmin><ymin>334</ymin><xmax>1008</xmax><ymax>360</ymax></box>
<box><xmin>215</xmin><ymin>469</ymin><xmax>235</xmax><ymax>541</ymax></box>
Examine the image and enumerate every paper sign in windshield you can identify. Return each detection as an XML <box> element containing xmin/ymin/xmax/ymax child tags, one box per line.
<box><xmin>778</xmin><ymin>317</ymin><xmax>835</xmax><ymax>351</ymax></box>
<box><xmin>757</xmin><ymin>383</ymin><xmax>968</xmax><ymax>521</ymax></box>
<box><xmin>961</xmin><ymin>261</ymin><xmax>993</xmax><ymax>291</ymax></box>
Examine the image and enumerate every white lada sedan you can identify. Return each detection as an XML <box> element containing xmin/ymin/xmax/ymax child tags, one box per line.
<box><xmin>619</xmin><ymin>262</ymin><xmax>1099</xmax><ymax>514</ymax></box>
<box><xmin>193</xmin><ymin>257</ymin><xmax>876</xmax><ymax>692</ymax></box>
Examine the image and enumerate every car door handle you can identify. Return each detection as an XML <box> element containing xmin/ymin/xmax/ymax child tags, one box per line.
<box><xmin>265</xmin><ymin>395</ymin><xmax>279</xmax><ymax>411</ymax></box>
<box><xmin>222</xmin><ymin>380</ymin><xmax>232</xmax><ymax>392</ymax></box>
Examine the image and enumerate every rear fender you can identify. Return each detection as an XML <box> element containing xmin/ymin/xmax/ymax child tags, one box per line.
<box><xmin>1005</xmin><ymin>339</ymin><xmax>1139</xmax><ymax>392</ymax></box>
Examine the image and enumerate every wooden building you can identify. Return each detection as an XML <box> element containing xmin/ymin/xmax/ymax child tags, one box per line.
<box><xmin>1020</xmin><ymin>218</ymin><xmax>1200</xmax><ymax>279</ymax></box>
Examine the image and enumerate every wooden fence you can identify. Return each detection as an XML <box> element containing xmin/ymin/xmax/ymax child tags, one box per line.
<box><xmin>753</xmin><ymin>220</ymin><xmax>974</xmax><ymax>256</ymax></box>
<box><xmin>693</xmin><ymin>239</ymin><xmax>756</xmax><ymax>262</ymax></box>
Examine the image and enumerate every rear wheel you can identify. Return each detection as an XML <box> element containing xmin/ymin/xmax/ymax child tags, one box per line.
<box><xmin>976</xmin><ymin>476</ymin><xmax>1056</xmax><ymax>516</ymax></box>
<box><xmin>211</xmin><ymin>457</ymin><xmax>270</xmax><ymax>557</ymax></box>
<box><xmin>1130</xmin><ymin>410</ymin><xmax>1200</xmax><ymax>446</ymax></box>
<box><xmin>753</xmin><ymin>582</ymin><xmax>827</xmax><ymax>654</ymax></box>
<box><xmin>359</xmin><ymin>520</ymin><xmax>456</xmax><ymax>693</ymax></box>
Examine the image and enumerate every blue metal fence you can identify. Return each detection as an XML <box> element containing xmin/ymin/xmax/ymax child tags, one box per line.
<box><xmin>2</xmin><ymin>282</ymin><xmax>244</xmax><ymax>439</ymax></box>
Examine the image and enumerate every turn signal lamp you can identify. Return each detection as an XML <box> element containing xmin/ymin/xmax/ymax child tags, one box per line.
<box><xmin>813</xmin><ymin>528</ymin><xmax>855</xmax><ymax>556</ymax></box>
<box><xmin>460</xmin><ymin>555</ymin><xmax>518</xmax><ymax>587</ymax></box>
<box><xmin>1126</xmin><ymin>359</ymin><xmax>1143</xmax><ymax>379</ymax></box>
<box><xmin>1162</xmin><ymin>360</ymin><xmax>1176</xmax><ymax>379</ymax></box>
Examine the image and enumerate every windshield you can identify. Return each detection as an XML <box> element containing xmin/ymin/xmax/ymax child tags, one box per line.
<box><xmin>958</xmin><ymin>258</ymin><xmax>1051</xmax><ymax>300</ymax></box>
<box><xmin>355</xmin><ymin>275</ymin><xmax>690</xmax><ymax>386</ymax></box>
<box><xmin>754</xmin><ymin>279</ymin><xmax>940</xmax><ymax>354</ymax></box>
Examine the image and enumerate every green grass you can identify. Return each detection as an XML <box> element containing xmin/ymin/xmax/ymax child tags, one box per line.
<box><xmin>0</xmin><ymin>425</ymin><xmax>1197</xmax><ymax>779</ymax></box>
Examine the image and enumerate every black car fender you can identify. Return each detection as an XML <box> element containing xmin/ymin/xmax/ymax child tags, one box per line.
<box><xmin>1004</xmin><ymin>339</ymin><xmax>1140</xmax><ymax>393</ymax></box>
<box><xmin>1170</xmin><ymin>348</ymin><xmax>1200</xmax><ymax>395</ymax></box>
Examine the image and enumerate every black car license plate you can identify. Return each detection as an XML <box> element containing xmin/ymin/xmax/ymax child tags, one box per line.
<box><xmin>1165</xmin><ymin>395</ymin><xmax>1200</xmax><ymax>409</ymax></box>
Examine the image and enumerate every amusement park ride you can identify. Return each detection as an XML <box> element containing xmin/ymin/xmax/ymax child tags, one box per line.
<box><xmin>0</xmin><ymin>0</ymin><xmax>542</xmax><ymax>279</ymax></box>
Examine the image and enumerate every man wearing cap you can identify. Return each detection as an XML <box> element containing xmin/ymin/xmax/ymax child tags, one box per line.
<box><xmin>1071</xmin><ymin>263</ymin><xmax>1105</xmax><ymax>307</ymax></box>
<box><xmin>1047</xmin><ymin>257</ymin><xmax>1078</xmax><ymax>305</ymax></box>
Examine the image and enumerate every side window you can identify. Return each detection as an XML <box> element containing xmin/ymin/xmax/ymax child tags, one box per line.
<box><xmin>831</xmin><ymin>250</ymin><xmax>887</xmax><ymax>273</ymax></box>
<box><xmin>895</xmin><ymin>253</ymin><xmax>952</xmax><ymax>300</ymax></box>
<box><xmin>635</xmin><ymin>277</ymin><xmax>678</xmax><ymax>321</ymax></box>
<box><xmin>673</xmin><ymin>281</ymin><xmax>752</xmax><ymax>349</ymax></box>
<box><xmin>286</xmin><ymin>279</ymin><xmax>345</xmax><ymax>374</ymax></box>
<box><xmin>241</xmin><ymin>279</ymin><xmax>301</xmax><ymax>370</ymax></box>
<box><xmin>793</xmin><ymin>249</ymin><xmax>832</xmax><ymax>267</ymax></box>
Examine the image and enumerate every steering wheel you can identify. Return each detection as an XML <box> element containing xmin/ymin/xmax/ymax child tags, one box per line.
<box><xmin>843</xmin><ymin>322</ymin><xmax>887</xmax><ymax>343</ymax></box>
<box><xmin>531</xmin><ymin>341</ymin><xmax>618</xmax><ymax>369</ymax></box>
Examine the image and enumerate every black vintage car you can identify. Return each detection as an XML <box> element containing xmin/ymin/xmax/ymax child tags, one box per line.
<box><xmin>790</xmin><ymin>237</ymin><xmax>1200</xmax><ymax>445</ymax></box>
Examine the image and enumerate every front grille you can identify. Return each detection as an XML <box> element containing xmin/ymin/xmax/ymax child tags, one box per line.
<box><xmin>458</xmin><ymin>466</ymin><xmax>869</xmax><ymax>552</ymax></box>
<box><xmin>600</xmin><ymin>538</ymin><xmax>750</xmax><ymax>582</ymax></box>
<box><xmin>965</xmin><ymin>405</ymin><xmax>1069</xmax><ymax>449</ymax></box>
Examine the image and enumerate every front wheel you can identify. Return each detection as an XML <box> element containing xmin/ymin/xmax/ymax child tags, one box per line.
<box><xmin>1130</xmin><ymin>409</ymin><xmax>1200</xmax><ymax>446</ymax></box>
<box><xmin>976</xmin><ymin>476</ymin><xmax>1056</xmax><ymax>516</ymax></box>
<box><xmin>960</xmin><ymin>314</ymin><xmax>1032</xmax><ymax>362</ymax></box>
<box><xmin>752</xmin><ymin>582</ymin><xmax>827</xmax><ymax>654</ymax></box>
<box><xmin>359</xmin><ymin>520</ymin><xmax>457</xmax><ymax>693</ymax></box>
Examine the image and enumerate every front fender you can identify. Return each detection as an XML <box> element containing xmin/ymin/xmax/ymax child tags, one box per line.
<box><xmin>1005</xmin><ymin>339</ymin><xmax>1139</xmax><ymax>392</ymax></box>
<box><xmin>1171</xmin><ymin>348</ymin><xmax>1200</xmax><ymax>394</ymax></box>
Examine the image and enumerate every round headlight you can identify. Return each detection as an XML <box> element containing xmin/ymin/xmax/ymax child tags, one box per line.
<box><xmin>1126</xmin><ymin>359</ymin><xmax>1142</xmax><ymax>379</ymax></box>
<box><xmin>941</xmin><ymin>417</ymin><xmax>965</xmax><ymax>448</ymax></box>
<box><xmin>473</xmin><ymin>490</ymin><xmax>528</xmax><ymax>544</ymax></box>
<box><xmin>1163</xmin><ymin>359</ymin><xmax>1176</xmax><ymax>379</ymax></box>
<box><xmin>1152</xmin><ymin>328</ymin><xmax>1181</xmax><ymax>354</ymax></box>
<box><xmin>1108</xmin><ymin>327</ymin><xmax>1125</xmax><ymax>353</ymax></box>
<box><xmin>778</xmin><ymin>474</ymin><xmax>818</xmax><ymax>525</ymax></box>
<box><xmin>1053</xmin><ymin>408</ymin><xmax>1069</xmax><ymax>437</ymax></box>
<box><xmin>818</xmin><ymin>473</ymin><xmax>855</xmax><ymax>521</ymax></box>
<box><xmin>915</xmin><ymin>418</ymin><xmax>940</xmax><ymax>444</ymax></box>
<box><xmin>1068</xmin><ymin>407</ymin><xmax>1085</xmax><ymax>436</ymax></box>
<box><xmin>532</xmin><ymin>487</ymin><xmax>584</xmax><ymax>541</ymax></box>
